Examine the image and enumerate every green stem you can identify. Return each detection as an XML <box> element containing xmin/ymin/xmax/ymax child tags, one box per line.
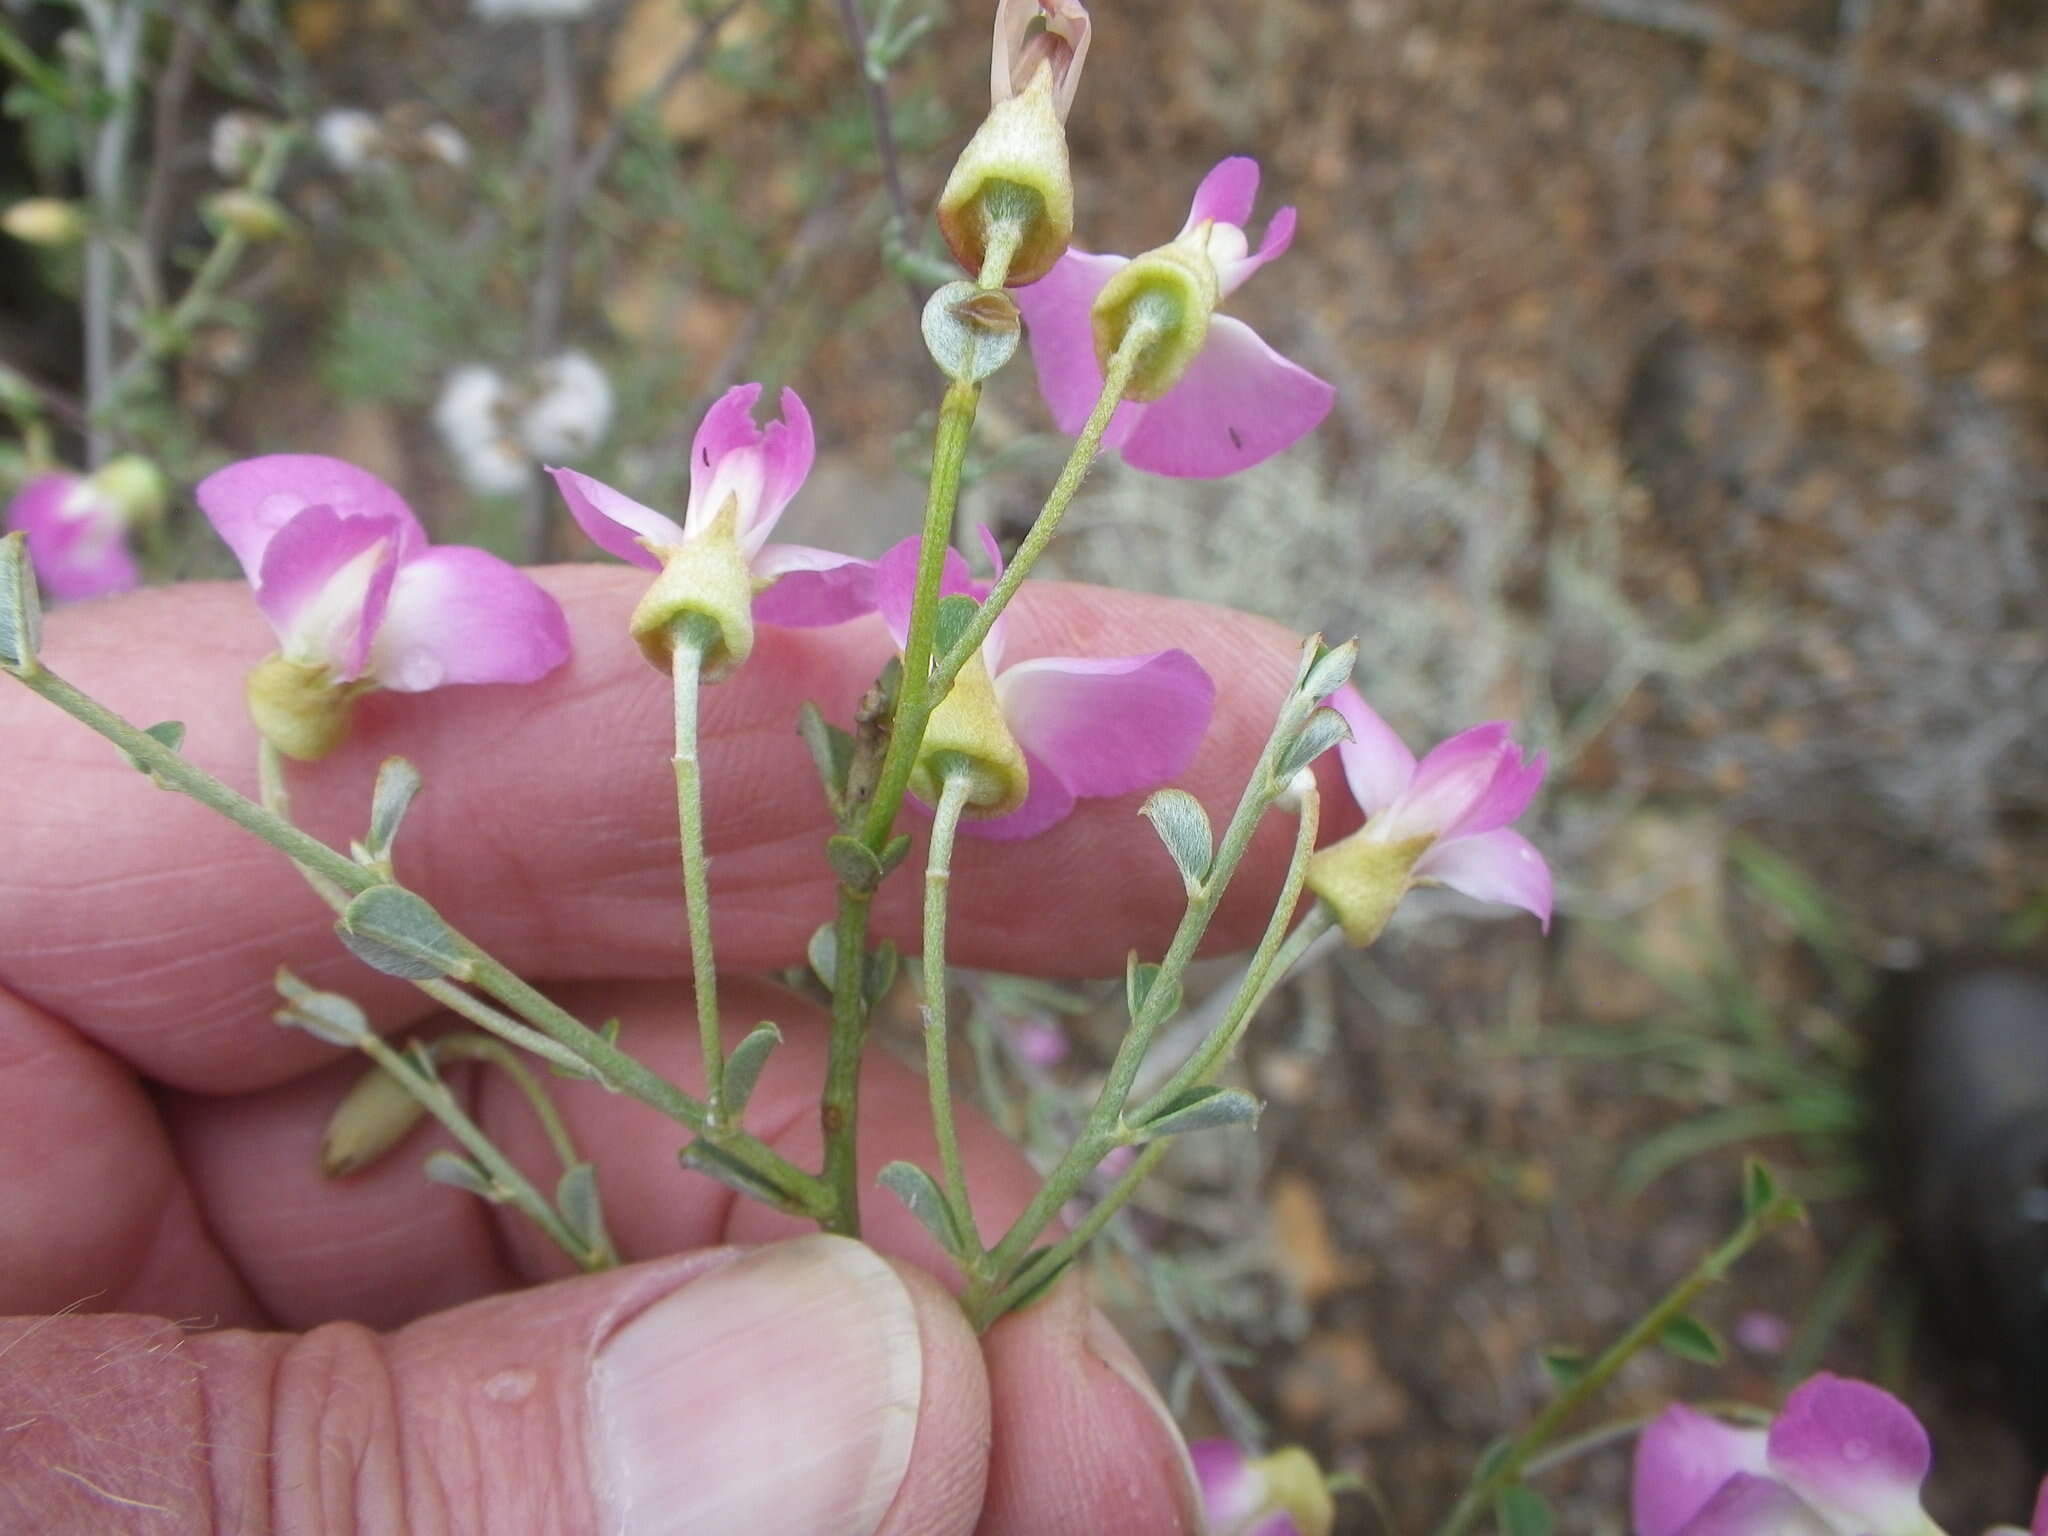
<box><xmin>355</xmin><ymin>1030</ymin><xmax>605</xmax><ymax>1271</ymax></box>
<box><xmin>669</xmin><ymin>615</ymin><xmax>725</xmax><ymax>1125</ymax></box>
<box><xmin>981</xmin><ymin>1139</ymin><xmax>1170</xmax><ymax>1322</ymax></box>
<box><xmin>818</xmin><ymin>885</ymin><xmax>874</xmax><ymax>1235</ymax></box>
<box><xmin>431</xmin><ymin>1033</ymin><xmax>585</xmax><ymax>1178</ymax></box>
<box><xmin>1433</xmin><ymin>1196</ymin><xmax>1803</xmax><ymax>1536</ymax></box>
<box><xmin>922</xmin><ymin>768</ymin><xmax>980</xmax><ymax>1256</ymax></box>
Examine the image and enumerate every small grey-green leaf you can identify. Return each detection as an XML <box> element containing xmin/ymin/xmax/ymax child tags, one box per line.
<box><xmin>1140</xmin><ymin>788</ymin><xmax>1212</xmax><ymax>893</ymax></box>
<box><xmin>1275</xmin><ymin>706</ymin><xmax>1353</xmax><ymax>783</ymax></box>
<box><xmin>1659</xmin><ymin>1314</ymin><xmax>1725</xmax><ymax>1366</ymax></box>
<box><xmin>272</xmin><ymin>967</ymin><xmax>370</xmax><ymax>1047</ymax></box>
<box><xmin>826</xmin><ymin>834</ymin><xmax>885</xmax><ymax>892</ymax></box>
<box><xmin>556</xmin><ymin>1162</ymin><xmax>610</xmax><ymax>1254</ymax></box>
<box><xmin>680</xmin><ymin>1140</ymin><xmax>808</xmax><ymax>1215</ymax></box>
<box><xmin>934</xmin><ymin>592</ymin><xmax>981</xmax><ymax>660</ymax></box>
<box><xmin>337</xmin><ymin>885</ymin><xmax>472</xmax><ymax>982</ymax></box>
<box><xmin>722</xmin><ymin>1022</ymin><xmax>781</xmax><ymax>1117</ymax></box>
<box><xmin>119</xmin><ymin>721</ymin><xmax>186</xmax><ymax>783</ymax></box>
<box><xmin>1125</xmin><ymin>955</ymin><xmax>1182</xmax><ymax>1023</ymax></box>
<box><xmin>1472</xmin><ymin>1438</ymin><xmax>1513</xmax><ymax>1484</ymax></box>
<box><xmin>365</xmin><ymin>757</ymin><xmax>422</xmax><ymax>859</ymax></box>
<box><xmin>1299</xmin><ymin>637</ymin><xmax>1358</xmax><ymax>701</ymax></box>
<box><xmin>1742</xmin><ymin>1156</ymin><xmax>1780</xmax><ymax>1220</ymax></box>
<box><xmin>865</xmin><ymin>941</ymin><xmax>899</xmax><ymax>1007</ymax></box>
<box><xmin>422</xmin><ymin>1150</ymin><xmax>503</xmax><ymax>1201</ymax></box>
<box><xmin>1539</xmin><ymin>1345</ymin><xmax>1588</xmax><ymax>1391</ymax></box>
<box><xmin>1495</xmin><ymin>1485</ymin><xmax>1554</xmax><ymax>1536</ymax></box>
<box><xmin>796</xmin><ymin>702</ymin><xmax>854</xmax><ymax>819</ymax></box>
<box><xmin>806</xmin><ymin>923</ymin><xmax>838</xmax><ymax>991</ymax></box>
<box><xmin>921</xmin><ymin>278</ymin><xmax>1021</xmax><ymax>384</ymax></box>
<box><xmin>1132</xmin><ymin>1084</ymin><xmax>1260</xmax><ymax>1141</ymax></box>
<box><xmin>877</xmin><ymin>1160</ymin><xmax>965</xmax><ymax>1258</ymax></box>
<box><xmin>877</xmin><ymin>833</ymin><xmax>914</xmax><ymax>878</ymax></box>
<box><xmin>0</xmin><ymin>530</ymin><xmax>41</xmax><ymax>671</ymax></box>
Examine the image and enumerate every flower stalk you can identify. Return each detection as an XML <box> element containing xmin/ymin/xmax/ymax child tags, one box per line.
<box><xmin>923</xmin><ymin>766</ymin><xmax>982</xmax><ymax>1256</ymax></box>
<box><xmin>670</xmin><ymin>613</ymin><xmax>728</xmax><ymax>1126</ymax></box>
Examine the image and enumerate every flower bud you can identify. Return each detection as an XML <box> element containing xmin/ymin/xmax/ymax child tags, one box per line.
<box><xmin>992</xmin><ymin>0</ymin><xmax>1091</xmax><ymax>121</ymax></box>
<box><xmin>246</xmin><ymin>654</ymin><xmax>360</xmax><ymax>762</ymax></box>
<box><xmin>2</xmin><ymin>198</ymin><xmax>87</xmax><ymax>247</ymax></box>
<box><xmin>936</xmin><ymin>63</ymin><xmax>1074</xmax><ymax>286</ymax></box>
<box><xmin>205</xmin><ymin>189</ymin><xmax>292</xmax><ymax>241</ymax></box>
<box><xmin>910</xmin><ymin>652</ymin><xmax>1030</xmax><ymax>815</ymax></box>
<box><xmin>1089</xmin><ymin>226</ymin><xmax>1219</xmax><ymax>400</ymax></box>
<box><xmin>321</xmin><ymin>1063</ymin><xmax>429</xmax><ymax>1177</ymax></box>
<box><xmin>626</xmin><ymin>514</ymin><xmax>756</xmax><ymax>680</ymax></box>
<box><xmin>87</xmin><ymin>455</ymin><xmax>168</xmax><ymax>528</ymax></box>
<box><xmin>1303</xmin><ymin>828</ymin><xmax>1433</xmax><ymax>947</ymax></box>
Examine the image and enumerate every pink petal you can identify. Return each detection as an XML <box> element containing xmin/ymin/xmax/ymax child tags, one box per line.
<box><xmin>1633</xmin><ymin>1405</ymin><xmax>1772</xmax><ymax>1536</ymax></box>
<box><xmin>1329</xmin><ymin>685</ymin><xmax>1417</xmax><ymax>818</ymax></box>
<box><xmin>683</xmin><ymin>384</ymin><xmax>815</xmax><ymax>554</ymax></box>
<box><xmin>1115</xmin><ymin>315</ymin><xmax>1334</xmax><ymax>479</ymax></box>
<box><xmin>1013</xmin><ymin>248</ymin><xmax>1145</xmax><ymax>447</ymax></box>
<box><xmin>1386</xmin><ymin>722</ymin><xmax>1543</xmax><ymax>843</ymax></box>
<box><xmin>255</xmin><ymin>506</ymin><xmax>403</xmax><ymax>681</ymax></box>
<box><xmin>1412</xmin><ymin>829</ymin><xmax>1554</xmax><ymax>930</ymax></box>
<box><xmin>750</xmin><ymin>543</ymin><xmax>876</xmax><ymax>628</ymax></box>
<box><xmin>1764</xmin><ymin>1375</ymin><xmax>1933</xmax><ymax>1536</ymax></box>
<box><xmin>548</xmin><ymin>466</ymin><xmax>677</xmax><ymax>570</ymax></box>
<box><xmin>1191</xmin><ymin>1440</ymin><xmax>1264</xmax><ymax>1528</ymax></box>
<box><xmin>993</xmin><ymin>649</ymin><xmax>1214</xmax><ymax>799</ymax></box>
<box><xmin>957</xmin><ymin>748</ymin><xmax>1077</xmax><ymax>841</ymax></box>
<box><xmin>1210</xmin><ymin>204</ymin><xmax>1298</xmax><ymax>297</ymax></box>
<box><xmin>1182</xmin><ymin>156</ymin><xmax>1261</xmax><ymax>233</ymax></box>
<box><xmin>367</xmin><ymin>545</ymin><xmax>571</xmax><ymax>691</ymax></box>
<box><xmin>872</xmin><ymin>535</ymin><xmax>981</xmax><ymax>652</ymax></box>
<box><xmin>4</xmin><ymin>472</ymin><xmax>138</xmax><ymax>602</ymax></box>
<box><xmin>1673</xmin><ymin>1474</ymin><xmax>1833</xmax><ymax>1536</ymax></box>
<box><xmin>196</xmin><ymin>454</ymin><xmax>423</xmax><ymax>582</ymax></box>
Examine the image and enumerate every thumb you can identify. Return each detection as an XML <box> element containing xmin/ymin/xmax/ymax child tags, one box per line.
<box><xmin>2</xmin><ymin>1236</ymin><xmax>989</xmax><ymax>1535</ymax></box>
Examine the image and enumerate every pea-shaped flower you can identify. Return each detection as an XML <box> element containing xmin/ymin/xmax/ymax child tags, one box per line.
<box><xmin>197</xmin><ymin>454</ymin><xmax>571</xmax><ymax>760</ymax></box>
<box><xmin>1304</xmin><ymin>685</ymin><xmax>1550</xmax><ymax>945</ymax></box>
<box><xmin>1012</xmin><ymin>156</ymin><xmax>1334</xmax><ymax>479</ymax></box>
<box><xmin>549</xmin><ymin>384</ymin><xmax>869</xmax><ymax>679</ymax></box>
<box><xmin>4</xmin><ymin>460</ymin><xmax>160</xmax><ymax>602</ymax></box>
<box><xmin>1191</xmin><ymin>1439</ymin><xmax>1335</xmax><ymax>1536</ymax></box>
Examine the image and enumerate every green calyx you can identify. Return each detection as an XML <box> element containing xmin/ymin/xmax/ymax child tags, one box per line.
<box><xmin>1303</xmin><ymin>828</ymin><xmax>1433</xmax><ymax>947</ymax></box>
<box><xmin>909</xmin><ymin>653</ymin><xmax>1029</xmax><ymax>817</ymax></box>
<box><xmin>628</xmin><ymin>520</ymin><xmax>756</xmax><ymax>681</ymax></box>
<box><xmin>936</xmin><ymin>67</ymin><xmax>1074</xmax><ymax>287</ymax></box>
<box><xmin>246</xmin><ymin>654</ymin><xmax>364</xmax><ymax>762</ymax></box>
<box><xmin>1089</xmin><ymin>228</ymin><xmax>1219</xmax><ymax>402</ymax></box>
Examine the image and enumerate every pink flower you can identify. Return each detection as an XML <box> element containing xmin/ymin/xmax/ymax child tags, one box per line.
<box><xmin>548</xmin><ymin>383</ymin><xmax>870</xmax><ymax>629</ymax></box>
<box><xmin>1632</xmin><ymin>1377</ymin><xmax>1944</xmax><ymax>1536</ymax></box>
<box><xmin>871</xmin><ymin>533</ymin><xmax>1213</xmax><ymax>840</ymax></box>
<box><xmin>1012</xmin><ymin>157</ymin><xmax>1334</xmax><ymax>479</ymax></box>
<box><xmin>1310</xmin><ymin>685</ymin><xmax>1552</xmax><ymax>937</ymax></box>
<box><xmin>1190</xmin><ymin>1440</ymin><xmax>1334</xmax><ymax>1536</ymax></box>
<box><xmin>195</xmin><ymin>453</ymin><xmax>570</xmax><ymax>692</ymax></box>
<box><xmin>3</xmin><ymin>471</ymin><xmax>140</xmax><ymax>602</ymax></box>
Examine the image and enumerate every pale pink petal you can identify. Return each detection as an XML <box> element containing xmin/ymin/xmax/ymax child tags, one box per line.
<box><xmin>548</xmin><ymin>466</ymin><xmax>677</xmax><ymax>570</ymax></box>
<box><xmin>1380</xmin><ymin>722</ymin><xmax>1536</xmax><ymax>842</ymax></box>
<box><xmin>872</xmin><ymin>535</ymin><xmax>980</xmax><ymax>651</ymax></box>
<box><xmin>4</xmin><ymin>472</ymin><xmax>138</xmax><ymax>601</ymax></box>
<box><xmin>1329</xmin><ymin>685</ymin><xmax>1417</xmax><ymax>818</ymax></box>
<box><xmin>681</xmin><ymin>384</ymin><xmax>814</xmax><ymax>553</ymax></box>
<box><xmin>957</xmin><ymin>748</ymin><xmax>1077</xmax><ymax>842</ymax></box>
<box><xmin>994</xmin><ymin>649</ymin><xmax>1213</xmax><ymax>799</ymax></box>
<box><xmin>1764</xmin><ymin>1375</ymin><xmax>1932</xmax><ymax>1536</ymax></box>
<box><xmin>1210</xmin><ymin>205</ymin><xmax>1298</xmax><ymax>297</ymax></box>
<box><xmin>1673</xmin><ymin>1474</ymin><xmax>1833</xmax><ymax>1536</ymax></box>
<box><xmin>1413</xmin><ymin>829</ymin><xmax>1554</xmax><ymax>930</ymax></box>
<box><xmin>255</xmin><ymin>507</ymin><xmax>402</xmax><ymax>681</ymax></box>
<box><xmin>1115</xmin><ymin>314</ymin><xmax>1334</xmax><ymax>479</ymax></box>
<box><xmin>197</xmin><ymin>454</ymin><xmax>424</xmax><ymax>581</ymax></box>
<box><xmin>367</xmin><ymin>545</ymin><xmax>571</xmax><ymax>691</ymax></box>
<box><xmin>1182</xmin><ymin>156</ymin><xmax>1260</xmax><ymax>233</ymax></box>
<box><xmin>1633</xmin><ymin>1406</ymin><xmax>1773</xmax><ymax>1536</ymax></box>
<box><xmin>1191</xmin><ymin>1441</ymin><xmax>1265</xmax><ymax>1529</ymax></box>
<box><xmin>750</xmin><ymin>543</ymin><xmax>876</xmax><ymax>628</ymax></box>
<box><xmin>2031</xmin><ymin>1472</ymin><xmax>2047</xmax><ymax>1536</ymax></box>
<box><xmin>1014</xmin><ymin>248</ymin><xmax>1145</xmax><ymax>446</ymax></box>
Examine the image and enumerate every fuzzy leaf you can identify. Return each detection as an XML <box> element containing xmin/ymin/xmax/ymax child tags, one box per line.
<box><xmin>877</xmin><ymin>833</ymin><xmax>914</xmax><ymax>878</ymax></box>
<box><xmin>877</xmin><ymin>1160</ymin><xmax>966</xmax><ymax>1258</ymax></box>
<box><xmin>365</xmin><ymin>757</ymin><xmax>423</xmax><ymax>861</ymax></box>
<box><xmin>1659</xmin><ymin>1314</ymin><xmax>1725</xmax><ymax>1366</ymax></box>
<box><xmin>806</xmin><ymin>923</ymin><xmax>838</xmax><ymax>991</ymax></box>
<box><xmin>826</xmin><ymin>834</ymin><xmax>886</xmax><ymax>893</ymax></box>
<box><xmin>722</xmin><ymin>1022</ymin><xmax>781</xmax><ymax>1118</ymax></box>
<box><xmin>796</xmin><ymin>701</ymin><xmax>854</xmax><ymax>819</ymax></box>
<box><xmin>336</xmin><ymin>885</ymin><xmax>471</xmax><ymax>982</ymax></box>
<box><xmin>1495</xmin><ymin>1485</ymin><xmax>1553</xmax><ymax>1536</ymax></box>
<box><xmin>0</xmin><ymin>530</ymin><xmax>40</xmax><ymax>671</ymax></box>
<box><xmin>1140</xmin><ymin>788</ymin><xmax>1212</xmax><ymax>893</ymax></box>
<box><xmin>556</xmin><ymin>1162</ymin><xmax>610</xmax><ymax>1255</ymax></box>
<box><xmin>1742</xmin><ymin>1157</ymin><xmax>1781</xmax><ymax>1220</ymax></box>
<box><xmin>934</xmin><ymin>593</ymin><xmax>981</xmax><ymax>660</ymax></box>
<box><xmin>679</xmin><ymin>1140</ymin><xmax>808</xmax><ymax>1215</ymax></box>
<box><xmin>865</xmin><ymin>941</ymin><xmax>899</xmax><ymax>1007</ymax></box>
<box><xmin>1539</xmin><ymin>1345</ymin><xmax>1588</xmax><ymax>1390</ymax></box>
<box><xmin>1132</xmin><ymin>1084</ymin><xmax>1260</xmax><ymax>1141</ymax></box>
<box><xmin>118</xmin><ymin>721</ymin><xmax>186</xmax><ymax>783</ymax></box>
<box><xmin>1125</xmin><ymin>955</ymin><xmax>1182</xmax><ymax>1023</ymax></box>
<box><xmin>422</xmin><ymin>1151</ymin><xmax>503</xmax><ymax>1201</ymax></box>
<box><xmin>1275</xmin><ymin>705</ymin><xmax>1352</xmax><ymax>782</ymax></box>
<box><xmin>273</xmin><ymin>967</ymin><xmax>371</xmax><ymax>1047</ymax></box>
<box><xmin>1299</xmin><ymin>637</ymin><xmax>1358</xmax><ymax>701</ymax></box>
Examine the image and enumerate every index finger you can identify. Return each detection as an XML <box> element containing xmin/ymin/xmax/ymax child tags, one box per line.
<box><xmin>0</xmin><ymin>566</ymin><xmax>1314</xmax><ymax>1091</ymax></box>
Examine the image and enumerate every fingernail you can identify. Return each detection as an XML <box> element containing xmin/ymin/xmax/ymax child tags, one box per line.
<box><xmin>1085</xmin><ymin>1308</ymin><xmax>1204</xmax><ymax>1532</ymax></box>
<box><xmin>591</xmin><ymin>1235</ymin><xmax>922</xmax><ymax>1536</ymax></box>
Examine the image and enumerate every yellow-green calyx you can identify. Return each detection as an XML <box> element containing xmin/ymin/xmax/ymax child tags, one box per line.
<box><xmin>321</xmin><ymin>1064</ymin><xmax>430</xmax><ymax>1177</ymax></box>
<box><xmin>1304</xmin><ymin>828</ymin><xmax>1434</xmax><ymax>947</ymax></box>
<box><xmin>1090</xmin><ymin>226</ymin><xmax>1220</xmax><ymax>401</ymax></box>
<box><xmin>910</xmin><ymin>653</ymin><xmax>1029</xmax><ymax>817</ymax></box>
<box><xmin>936</xmin><ymin>64</ymin><xmax>1074</xmax><ymax>287</ymax></box>
<box><xmin>88</xmin><ymin>455</ymin><xmax>169</xmax><ymax>528</ymax></box>
<box><xmin>628</xmin><ymin>518</ymin><xmax>755</xmax><ymax>681</ymax></box>
<box><xmin>246</xmin><ymin>654</ymin><xmax>362</xmax><ymax>762</ymax></box>
<box><xmin>1248</xmin><ymin>1447</ymin><xmax>1336</xmax><ymax>1536</ymax></box>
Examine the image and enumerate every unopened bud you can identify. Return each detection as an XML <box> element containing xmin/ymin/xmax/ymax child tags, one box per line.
<box><xmin>246</xmin><ymin>654</ymin><xmax>360</xmax><ymax>762</ymax></box>
<box><xmin>626</xmin><ymin>515</ymin><xmax>756</xmax><ymax>680</ymax></box>
<box><xmin>936</xmin><ymin>65</ymin><xmax>1074</xmax><ymax>287</ymax></box>
<box><xmin>205</xmin><ymin>189</ymin><xmax>291</xmax><ymax>241</ymax></box>
<box><xmin>1090</xmin><ymin>228</ymin><xmax>1219</xmax><ymax>400</ymax></box>
<box><xmin>87</xmin><ymin>455</ymin><xmax>168</xmax><ymax>528</ymax></box>
<box><xmin>321</xmin><ymin>1063</ymin><xmax>430</xmax><ymax>1177</ymax></box>
<box><xmin>2</xmin><ymin>198</ymin><xmax>87</xmax><ymax>247</ymax></box>
<box><xmin>910</xmin><ymin>652</ymin><xmax>1030</xmax><ymax>816</ymax></box>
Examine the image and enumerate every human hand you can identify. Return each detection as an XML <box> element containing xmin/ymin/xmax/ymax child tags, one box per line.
<box><xmin>0</xmin><ymin>567</ymin><xmax>1310</xmax><ymax>1534</ymax></box>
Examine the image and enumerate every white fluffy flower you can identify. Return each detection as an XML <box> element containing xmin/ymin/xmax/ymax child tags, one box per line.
<box><xmin>209</xmin><ymin>113</ymin><xmax>269</xmax><ymax>180</ymax></box>
<box><xmin>519</xmin><ymin>351</ymin><xmax>615</xmax><ymax>459</ymax></box>
<box><xmin>435</xmin><ymin>366</ymin><xmax>531</xmax><ymax>495</ymax></box>
<box><xmin>419</xmin><ymin>123</ymin><xmax>471</xmax><ymax>169</ymax></box>
<box><xmin>315</xmin><ymin>109</ymin><xmax>384</xmax><ymax>173</ymax></box>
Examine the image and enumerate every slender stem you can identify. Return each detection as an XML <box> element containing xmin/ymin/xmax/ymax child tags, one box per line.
<box><xmin>431</xmin><ymin>1033</ymin><xmax>585</xmax><ymax>1177</ymax></box>
<box><xmin>1433</xmin><ymin>1197</ymin><xmax>1802</xmax><ymax>1536</ymax></box>
<box><xmin>817</xmin><ymin>885</ymin><xmax>874</xmax><ymax>1234</ymax></box>
<box><xmin>519</xmin><ymin>17</ymin><xmax>583</xmax><ymax>560</ymax></box>
<box><xmin>922</xmin><ymin>769</ymin><xmax>980</xmax><ymax>1254</ymax></box>
<box><xmin>569</xmin><ymin>0</ymin><xmax>749</xmax><ymax>209</ymax></box>
<box><xmin>79</xmin><ymin>0</ymin><xmax>144</xmax><ymax>469</ymax></box>
<box><xmin>355</xmin><ymin>1031</ymin><xmax>606</xmax><ymax>1271</ymax></box>
<box><xmin>833</xmin><ymin>0</ymin><xmax>920</xmax><ymax>307</ymax></box>
<box><xmin>981</xmin><ymin>1140</ymin><xmax>1170</xmax><ymax>1322</ymax></box>
<box><xmin>669</xmin><ymin>616</ymin><xmax>726</xmax><ymax>1124</ymax></box>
